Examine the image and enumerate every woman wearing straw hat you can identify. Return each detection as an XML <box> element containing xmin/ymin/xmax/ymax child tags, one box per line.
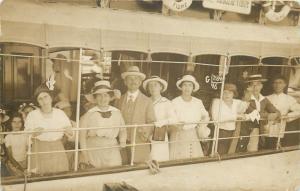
<box><xmin>24</xmin><ymin>83</ymin><xmax>73</xmax><ymax>174</ymax></box>
<box><xmin>170</xmin><ymin>75</ymin><xmax>210</xmax><ymax>160</ymax></box>
<box><xmin>80</xmin><ymin>80</ymin><xmax>127</xmax><ymax>168</ymax></box>
<box><xmin>236</xmin><ymin>74</ymin><xmax>280</xmax><ymax>152</ymax></box>
<box><xmin>143</xmin><ymin>76</ymin><xmax>178</xmax><ymax>162</ymax></box>
<box><xmin>211</xmin><ymin>83</ymin><xmax>249</xmax><ymax>155</ymax></box>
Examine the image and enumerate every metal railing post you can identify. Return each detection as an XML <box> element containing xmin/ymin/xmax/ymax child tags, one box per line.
<box><xmin>130</xmin><ymin>125</ymin><xmax>137</xmax><ymax>166</ymax></box>
<box><xmin>74</xmin><ymin>48</ymin><xmax>83</xmax><ymax>171</ymax></box>
<box><xmin>276</xmin><ymin>117</ymin><xmax>285</xmax><ymax>150</ymax></box>
<box><xmin>26</xmin><ymin>135</ymin><xmax>32</xmax><ymax>176</ymax></box>
<box><xmin>211</xmin><ymin>55</ymin><xmax>229</xmax><ymax>156</ymax></box>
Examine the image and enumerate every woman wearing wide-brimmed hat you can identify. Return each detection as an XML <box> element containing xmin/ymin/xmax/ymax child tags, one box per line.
<box><xmin>80</xmin><ymin>80</ymin><xmax>126</xmax><ymax>168</ymax></box>
<box><xmin>211</xmin><ymin>83</ymin><xmax>249</xmax><ymax>155</ymax></box>
<box><xmin>236</xmin><ymin>74</ymin><xmax>280</xmax><ymax>152</ymax></box>
<box><xmin>143</xmin><ymin>76</ymin><xmax>178</xmax><ymax>162</ymax></box>
<box><xmin>24</xmin><ymin>83</ymin><xmax>73</xmax><ymax>174</ymax></box>
<box><xmin>170</xmin><ymin>75</ymin><xmax>210</xmax><ymax>160</ymax></box>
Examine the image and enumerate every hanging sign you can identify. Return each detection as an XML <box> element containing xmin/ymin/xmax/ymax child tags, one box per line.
<box><xmin>163</xmin><ymin>0</ymin><xmax>193</xmax><ymax>12</ymax></box>
<box><xmin>205</xmin><ymin>74</ymin><xmax>223</xmax><ymax>90</ymax></box>
<box><xmin>203</xmin><ymin>0</ymin><xmax>252</xmax><ymax>15</ymax></box>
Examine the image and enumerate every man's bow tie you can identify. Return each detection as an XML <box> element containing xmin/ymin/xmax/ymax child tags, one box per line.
<box><xmin>97</xmin><ymin>111</ymin><xmax>112</xmax><ymax>118</ymax></box>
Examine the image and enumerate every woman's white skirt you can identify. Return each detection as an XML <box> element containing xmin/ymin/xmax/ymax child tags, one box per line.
<box><xmin>85</xmin><ymin>136</ymin><xmax>122</xmax><ymax>168</ymax></box>
<box><xmin>169</xmin><ymin>128</ymin><xmax>204</xmax><ymax>160</ymax></box>
<box><xmin>151</xmin><ymin>134</ymin><xmax>169</xmax><ymax>162</ymax></box>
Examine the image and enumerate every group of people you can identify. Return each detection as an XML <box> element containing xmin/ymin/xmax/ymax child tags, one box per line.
<box><xmin>1</xmin><ymin>65</ymin><xmax>300</xmax><ymax>177</ymax></box>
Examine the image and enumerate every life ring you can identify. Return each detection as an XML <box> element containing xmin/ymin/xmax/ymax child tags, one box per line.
<box><xmin>263</xmin><ymin>1</ymin><xmax>292</xmax><ymax>22</ymax></box>
<box><xmin>163</xmin><ymin>0</ymin><xmax>192</xmax><ymax>12</ymax></box>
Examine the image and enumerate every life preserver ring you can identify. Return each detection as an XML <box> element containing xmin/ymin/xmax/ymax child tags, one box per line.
<box><xmin>263</xmin><ymin>1</ymin><xmax>292</xmax><ymax>22</ymax></box>
<box><xmin>163</xmin><ymin>0</ymin><xmax>192</xmax><ymax>12</ymax></box>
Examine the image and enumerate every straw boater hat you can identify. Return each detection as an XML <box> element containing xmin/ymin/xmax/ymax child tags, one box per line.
<box><xmin>85</xmin><ymin>80</ymin><xmax>115</xmax><ymax>103</ymax></box>
<box><xmin>143</xmin><ymin>76</ymin><xmax>168</xmax><ymax>93</ymax></box>
<box><xmin>50</xmin><ymin>54</ymin><xmax>67</xmax><ymax>63</ymax></box>
<box><xmin>246</xmin><ymin>74</ymin><xmax>267</xmax><ymax>83</ymax></box>
<box><xmin>0</xmin><ymin>108</ymin><xmax>9</xmax><ymax>123</ymax></box>
<box><xmin>121</xmin><ymin>66</ymin><xmax>146</xmax><ymax>80</ymax></box>
<box><xmin>176</xmin><ymin>75</ymin><xmax>200</xmax><ymax>92</ymax></box>
<box><xmin>54</xmin><ymin>101</ymin><xmax>71</xmax><ymax>110</ymax></box>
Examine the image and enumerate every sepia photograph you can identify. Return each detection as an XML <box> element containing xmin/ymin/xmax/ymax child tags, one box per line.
<box><xmin>0</xmin><ymin>0</ymin><xmax>300</xmax><ymax>190</ymax></box>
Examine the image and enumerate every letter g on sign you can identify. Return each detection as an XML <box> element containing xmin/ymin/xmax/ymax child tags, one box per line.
<box><xmin>205</xmin><ymin>76</ymin><xmax>210</xmax><ymax>83</ymax></box>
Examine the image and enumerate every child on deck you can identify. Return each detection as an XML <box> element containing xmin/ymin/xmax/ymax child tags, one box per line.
<box><xmin>5</xmin><ymin>112</ymin><xmax>28</xmax><ymax>176</ymax></box>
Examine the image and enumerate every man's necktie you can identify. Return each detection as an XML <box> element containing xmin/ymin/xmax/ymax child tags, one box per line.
<box><xmin>125</xmin><ymin>95</ymin><xmax>135</xmax><ymax>141</ymax></box>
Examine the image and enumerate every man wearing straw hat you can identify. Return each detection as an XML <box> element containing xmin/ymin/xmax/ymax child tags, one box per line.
<box><xmin>49</xmin><ymin>54</ymin><xmax>73</xmax><ymax>102</ymax></box>
<box><xmin>116</xmin><ymin>66</ymin><xmax>156</xmax><ymax>164</ymax></box>
<box><xmin>236</xmin><ymin>74</ymin><xmax>280</xmax><ymax>152</ymax></box>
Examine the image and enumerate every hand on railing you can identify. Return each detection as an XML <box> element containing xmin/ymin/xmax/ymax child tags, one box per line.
<box><xmin>196</xmin><ymin>124</ymin><xmax>210</xmax><ymax>140</ymax></box>
<box><xmin>32</xmin><ymin>127</ymin><xmax>44</xmax><ymax>138</ymax></box>
<box><xmin>64</xmin><ymin>126</ymin><xmax>74</xmax><ymax>138</ymax></box>
<box><xmin>154</xmin><ymin>121</ymin><xmax>166</xmax><ymax>128</ymax></box>
<box><xmin>267</xmin><ymin>113</ymin><xmax>281</xmax><ymax>124</ymax></box>
<box><xmin>237</xmin><ymin>114</ymin><xmax>247</xmax><ymax>120</ymax></box>
<box><xmin>120</xmin><ymin>141</ymin><xmax>126</xmax><ymax>148</ymax></box>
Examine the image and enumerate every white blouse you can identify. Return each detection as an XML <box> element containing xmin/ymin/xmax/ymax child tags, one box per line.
<box><xmin>24</xmin><ymin>108</ymin><xmax>71</xmax><ymax>141</ymax></box>
<box><xmin>267</xmin><ymin>93</ymin><xmax>300</xmax><ymax>117</ymax></box>
<box><xmin>5</xmin><ymin>134</ymin><xmax>28</xmax><ymax>162</ymax></box>
<box><xmin>211</xmin><ymin>99</ymin><xmax>248</xmax><ymax>131</ymax></box>
<box><xmin>153</xmin><ymin>97</ymin><xmax>178</xmax><ymax>126</ymax></box>
<box><xmin>80</xmin><ymin>106</ymin><xmax>126</xmax><ymax>141</ymax></box>
<box><xmin>172</xmin><ymin>96</ymin><xmax>210</xmax><ymax>133</ymax></box>
<box><xmin>266</xmin><ymin>93</ymin><xmax>300</xmax><ymax>137</ymax></box>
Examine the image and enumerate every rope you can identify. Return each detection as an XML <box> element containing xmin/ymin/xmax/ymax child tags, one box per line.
<box><xmin>0</xmin><ymin>53</ymin><xmax>299</xmax><ymax>68</ymax></box>
<box><xmin>20</xmin><ymin>129</ymin><xmax>300</xmax><ymax>156</ymax></box>
<box><xmin>1</xmin><ymin>115</ymin><xmax>299</xmax><ymax>135</ymax></box>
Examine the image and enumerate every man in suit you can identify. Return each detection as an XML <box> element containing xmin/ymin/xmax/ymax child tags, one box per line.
<box><xmin>115</xmin><ymin>66</ymin><xmax>156</xmax><ymax>164</ymax></box>
<box><xmin>236</xmin><ymin>74</ymin><xmax>280</xmax><ymax>152</ymax></box>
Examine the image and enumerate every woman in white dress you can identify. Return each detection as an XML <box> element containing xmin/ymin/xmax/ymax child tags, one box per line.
<box><xmin>80</xmin><ymin>80</ymin><xmax>126</xmax><ymax>168</ymax></box>
<box><xmin>25</xmin><ymin>84</ymin><xmax>73</xmax><ymax>174</ymax></box>
<box><xmin>143</xmin><ymin>76</ymin><xmax>178</xmax><ymax>162</ymax></box>
<box><xmin>211</xmin><ymin>83</ymin><xmax>248</xmax><ymax>155</ymax></box>
<box><xmin>170</xmin><ymin>75</ymin><xmax>210</xmax><ymax>160</ymax></box>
